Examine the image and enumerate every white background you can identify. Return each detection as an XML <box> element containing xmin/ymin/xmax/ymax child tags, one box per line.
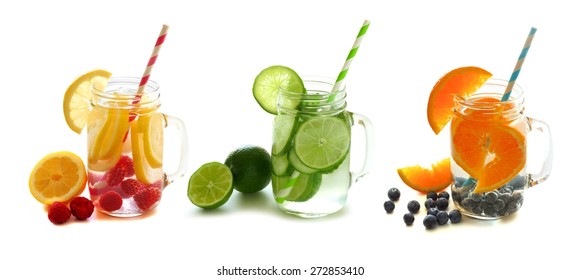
<box><xmin>1</xmin><ymin>0</ymin><xmax>577</xmax><ymax>279</ymax></box>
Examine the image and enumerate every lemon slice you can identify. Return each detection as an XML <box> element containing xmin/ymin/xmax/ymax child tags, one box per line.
<box><xmin>131</xmin><ymin>119</ymin><xmax>162</xmax><ymax>184</ymax></box>
<box><xmin>63</xmin><ymin>69</ymin><xmax>112</xmax><ymax>134</ymax></box>
<box><xmin>29</xmin><ymin>151</ymin><xmax>87</xmax><ymax>204</ymax></box>
<box><xmin>140</xmin><ymin>112</ymin><xmax>164</xmax><ymax>168</ymax></box>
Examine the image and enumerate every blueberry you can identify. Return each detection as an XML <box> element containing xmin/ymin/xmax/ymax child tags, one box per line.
<box><xmin>438</xmin><ymin>191</ymin><xmax>450</xmax><ymax>200</ymax></box>
<box><xmin>508</xmin><ymin>176</ymin><xmax>526</xmax><ymax>188</ymax></box>
<box><xmin>427</xmin><ymin>207</ymin><xmax>439</xmax><ymax>216</ymax></box>
<box><xmin>436</xmin><ymin>198</ymin><xmax>449</xmax><ymax>210</ymax></box>
<box><xmin>499</xmin><ymin>193</ymin><xmax>512</xmax><ymax>202</ymax></box>
<box><xmin>451</xmin><ymin>191</ymin><xmax>461</xmax><ymax>202</ymax></box>
<box><xmin>492</xmin><ymin>200</ymin><xmax>506</xmax><ymax>211</ymax></box>
<box><xmin>383</xmin><ymin>200</ymin><xmax>395</xmax><ymax>213</ymax></box>
<box><xmin>424</xmin><ymin>198</ymin><xmax>436</xmax><ymax>209</ymax></box>
<box><xmin>449</xmin><ymin>210</ymin><xmax>462</xmax><ymax>223</ymax></box>
<box><xmin>436</xmin><ymin>211</ymin><xmax>449</xmax><ymax>225</ymax></box>
<box><xmin>483</xmin><ymin>191</ymin><xmax>499</xmax><ymax>203</ymax></box>
<box><xmin>461</xmin><ymin>198</ymin><xmax>476</xmax><ymax>210</ymax></box>
<box><xmin>426</xmin><ymin>192</ymin><xmax>438</xmax><ymax>201</ymax></box>
<box><xmin>388</xmin><ymin>187</ymin><xmax>401</xmax><ymax>201</ymax></box>
<box><xmin>469</xmin><ymin>192</ymin><xmax>483</xmax><ymax>201</ymax></box>
<box><xmin>484</xmin><ymin>205</ymin><xmax>497</xmax><ymax>217</ymax></box>
<box><xmin>407</xmin><ymin>200</ymin><xmax>421</xmax><ymax>214</ymax></box>
<box><xmin>403</xmin><ymin>213</ymin><xmax>415</xmax><ymax>226</ymax></box>
<box><xmin>512</xmin><ymin>191</ymin><xmax>524</xmax><ymax>204</ymax></box>
<box><xmin>423</xmin><ymin>215</ymin><xmax>437</xmax><ymax>229</ymax></box>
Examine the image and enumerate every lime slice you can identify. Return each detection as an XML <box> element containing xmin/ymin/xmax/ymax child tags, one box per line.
<box><xmin>272</xmin><ymin>173</ymin><xmax>320</xmax><ymax>203</ymax></box>
<box><xmin>282</xmin><ymin>172</ymin><xmax>322</xmax><ymax>202</ymax></box>
<box><xmin>188</xmin><ymin>162</ymin><xmax>234</xmax><ymax>209</ymax></box>
<box><xmin>252</xmin><ymin>65</ymin><xmax>305</xmax><ymax>114</ymax></box>
<box><xmin>294</xmin><ymin>117</ymin><xmax>350</xmax><ymax>172</ymax></box>
<box><xmin>272</xmin><ymin>153</ymin><xmax>293</xmax><ymax>176</ymax></box>
<box><xmin>288</xmin><ymin>148</ymin><xmax>317</xmax><ymax>174</ymax></box>
<box><xmin>272</xmin><ymin>114</ymin><xmax>297</xmax><ymax>156</ymax></box>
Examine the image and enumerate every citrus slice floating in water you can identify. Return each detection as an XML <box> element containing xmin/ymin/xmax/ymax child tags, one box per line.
<box><xmin>427</xmin><ymin>66</ymin><xmax>492</xmax><ymax>135</ymax></box>
<box><xmin>294</xmin><ymin>117</ymin><xmax>350</xmax><ymax>172</ymax></box>
<box><xmin>397</xmin><ymin>157</ymin><xmax>452</xmax><ymax>193</ymax></box>
<box><xmin>29</xmin><ymin>151</ymin><xmax>87</xmax><ymax>204</ymax></box>
<box><xmin>451</xmin><ymin>118</ymin><xmax>526</xmax><ymax>193</ymax></box>
<box><xmin>63</xmin><ymin>69</ymin><xmax>112</xmax><ymax>134</ymax></box>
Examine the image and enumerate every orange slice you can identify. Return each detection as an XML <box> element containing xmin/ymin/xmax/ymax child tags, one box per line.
<box><xmin>427</xmin><ymin>67</ymin><xmax>492</xmax><ymax>134</ymax></box>
<box><xmin>397</xmin><ymin>158</ymin><xmax>452</xmax><ymax>193</ymax></box>
<box><xmin>29</xmin><ymin>151</ymin><xmax>87</xmax><ymax>204</ymax></box>
<box><xmin>451</xmin><ymin>118</ymin><xmax>526</xmax><ymax>193</ymax></box>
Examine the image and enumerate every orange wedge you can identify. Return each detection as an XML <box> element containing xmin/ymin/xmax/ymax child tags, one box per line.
<box><xmin>451</xmin><ymin>118</ymin><xmax>526</xmax><ymax>193</ymax></box>
<box><xmin>29</xmin><ymin>151</ymin><xmax>87</xmax><ymax>204</ymax></box>
<box><xmin>397</xmin><ymin>158</ymin><xmax>452</xmax><ymax>193</ymax></box>
<box><xmin>427</xmin><ymin>67</ymin><xmax>492</xmax><ymax>134</ymax></box>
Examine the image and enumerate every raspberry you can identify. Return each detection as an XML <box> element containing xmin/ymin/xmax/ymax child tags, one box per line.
<box><xmin>99</xmin><ymin>191</ymin><xmax>123</xmax><ymax>212</ymax></box>
<box><xmin>134</xmin><ymin>187</ymin><xmax>161</xmax><ymax>211</ymax></box>
<box><xmin>69</xmin><ymin>196</ymin><xmax>94</xmax><ymax>220</ymax></box>
<box><xmin>148</xmin><ymin>180</ymin><xmax>164</xmax><ymax>189</ymax></box>
<box><xmin>105</xmin><ymin>164</ymin><xmax>126</xmax><ymax>187</ymax></box>
<box><xmin>117</xmin><ymin>156</ymin><xmax>135</xmax><ymax>177</ymax></box>
<box><xmin>120</xmin><ymin>179</ymin><xmax>143</xmax><ymax>197</ymax></box>
<box><xmin>48</xmin><ymin>202</ymin><xmax>71</xmax><ymax>224</ymax></box>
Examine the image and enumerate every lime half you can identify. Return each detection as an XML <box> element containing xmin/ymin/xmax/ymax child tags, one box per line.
<box><xmin>294</xmin><ymin>117</ymin><xmax>350</xmax><ymax>172</ymax></box>
<box><xmin>188</xmin><ymin>162</ymin><xmax>234</xmax><ymax>209</ymax></box>
<box><xmin>252</xmin><ymin>65</ymin><xmax>305</xmax><ymax>114</ymax></box>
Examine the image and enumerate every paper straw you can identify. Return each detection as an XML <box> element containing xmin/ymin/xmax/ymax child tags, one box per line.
<box><xmin>282</xmin><ymin>20</ymin><xmax>370</xmax><ymax>199</ymax></box>
<box><xmin>124</xmin><ymin>24</ymin><xmax>169</xmax><ymax>142</ymax></box>
<box><xmin>133</xmin><ymin>24</ymin><xmax>170</xmax><ymax>105</ymax></box>
<box><xmin>462</xmin><ymin>27</ymin><xmax>537</xmax><ymax>190</ymax></box>
<box><xmin>327</xmin><ymin>19</ymin><xmax>371</xmax><ymax>102</ymax></box>
<box><xmin>501</xmin><ymin>27</ymin><xmax>537</xmax><ymax>101</ymax></box>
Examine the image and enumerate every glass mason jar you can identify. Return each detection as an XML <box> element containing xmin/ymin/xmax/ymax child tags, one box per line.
<box><xmin>271</xmin><ymin>77</ymin><xmax>374</xmax><ymax>218</ymax></box>
<box><xmin>450</xmin><ymin>79</ymin><xmax>552</xmax><ymax>219</ymax></box>
<box><xmin>87</xmin><ymin>77</ymin><xmax>188</xmax><ymax>217</ymax></box>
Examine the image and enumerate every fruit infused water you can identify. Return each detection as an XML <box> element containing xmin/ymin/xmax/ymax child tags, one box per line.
<box><xmin>269</xmin><ymin>76</ymin><xmax>373</xmax><ymax>218</ymax></box>
<box><xmin>450</xmin><ymin>80</ymin><xmax>551</xmax><ymax>219</ymax></box>
<box><xmin>87</xmin><ymin>78</ymin><xmax>165</xmax><ymax>216</ymax></box>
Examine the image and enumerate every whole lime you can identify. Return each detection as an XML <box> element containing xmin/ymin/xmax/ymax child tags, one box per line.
<box><xmin>225</xmin><ymin>145</ymin><xmax>272</xmax><ymax>194</ymax></box>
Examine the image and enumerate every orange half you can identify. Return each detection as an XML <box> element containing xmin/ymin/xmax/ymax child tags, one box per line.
<box><xmin>397</xmin><ymin>158</ymin><xmax>452</xmax><ymax>193</ymax></box>
<box><xmin>451</xmin><ymin>119</ymin><xmax>526</xmax><ymax>193</ymax></box>
<box><xmin>427</xmin><ymin>67</ymin><xmax>492</xmax><ymax>134</ymax></box>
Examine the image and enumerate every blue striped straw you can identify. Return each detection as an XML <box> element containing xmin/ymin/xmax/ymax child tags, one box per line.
<box><xmin>327</xmin><ymin>19</ymin><xmax>371</xmax><ymax>102</ymax></box>
<box><xmin>501</xmin><ymin>27</ymin><xmax>537</xmax><ymax>101</ymax></box>
<box><xmin>462</xmin><ymin>27</ymin><xmax>538</xmax><ymax>190</ymax></box>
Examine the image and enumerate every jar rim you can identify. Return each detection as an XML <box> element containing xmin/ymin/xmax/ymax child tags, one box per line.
<box><xmin>91</xmin><ymin>77</ymin><xmax>161</xmax><ymax>110</ymax></box>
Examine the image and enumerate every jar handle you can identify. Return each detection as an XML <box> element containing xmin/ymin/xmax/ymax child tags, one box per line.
<box><xmin>163</xmin><ymin>114</ymin><xmax>189</xmax><ymax>187</ymax></box>
<box><xmin>350</xmin><ymin>112</ymin><xmax>375</xmax><ymax>185</ymax></box>
<box><xmin>527</xmin><ymin>117</ymin><xmax>553</xmax><ymax>187</ymax></box>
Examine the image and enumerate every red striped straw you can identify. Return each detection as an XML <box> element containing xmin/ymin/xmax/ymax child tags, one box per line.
<box><xmin>132</xmin><ymin>24</ymin><xmax>169</xmax><ymax>106</ymax></box>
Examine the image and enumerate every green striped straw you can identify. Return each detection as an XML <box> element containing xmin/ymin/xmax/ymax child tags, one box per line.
<box><xmin>280</xmin><ymin>20</ymin><xmax>371</xmax><ymax>200</ymax></box>
<box><xmin>327</xmin><ymin>19</ymin><xmax>371</xmax><ymax>102</ymax></box>
<box><xmin>462</xmin><ymin>27</ymin><xmax>537</xmax><ymax>189</ymax></box>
